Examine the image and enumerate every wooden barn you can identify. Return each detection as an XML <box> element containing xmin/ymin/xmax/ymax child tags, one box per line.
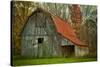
<box><xmin>21</xmin><ymin>8</ymin><xmax>88</xmax><ymax>58</ymax></box>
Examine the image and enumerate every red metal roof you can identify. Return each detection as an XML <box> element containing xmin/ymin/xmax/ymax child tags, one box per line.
<box><xmin>52</xmin><ymin>16</ymin><xmax>87</xmax><ymax>47</ymax></box>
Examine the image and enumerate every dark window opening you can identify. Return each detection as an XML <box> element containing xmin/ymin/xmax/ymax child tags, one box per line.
<box><xmin>38</xmin><ymin>38</ymin><xmax>44</xmax><ymax>44</ymax></box>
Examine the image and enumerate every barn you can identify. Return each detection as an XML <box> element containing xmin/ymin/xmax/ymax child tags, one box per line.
<box><xmin>21</xmin><ymin>8</ymin><xmax>88</xmax><ymax>58</ymax></box>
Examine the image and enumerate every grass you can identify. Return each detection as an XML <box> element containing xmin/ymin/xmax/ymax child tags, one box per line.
<box><xmin>12</xmin><ymin>56</ymin><xmax>97</xmax><ymax>66</ymax></box>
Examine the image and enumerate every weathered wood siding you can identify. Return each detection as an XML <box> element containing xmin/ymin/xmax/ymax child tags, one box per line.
<box><xmin>21</xmin><ymin>10</ymin><xmax>62</xmax><ymax>57</ymax></box>
<box><xmin>75</xmin><ymin>46</ymin><xmax>89</xmax><ymax>56</ymax></box>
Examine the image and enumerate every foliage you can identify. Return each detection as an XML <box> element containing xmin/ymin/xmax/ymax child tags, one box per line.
<box><xmin>12</xmin><ymin>1</ymin><xmax>36</xmax><ymax>54</ymax></box>
<box><xmin>81</xmin><ymin>5</ymin><xmax>97</xmax><ymax>51</ymax></box>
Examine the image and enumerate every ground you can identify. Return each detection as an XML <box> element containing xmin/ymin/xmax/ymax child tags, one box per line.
<box><xmin>12</xmin><ymin>56</ymin><xmax>97</xmax><ymax>66</ymax></box>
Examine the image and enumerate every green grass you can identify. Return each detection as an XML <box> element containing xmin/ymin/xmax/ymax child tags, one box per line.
<box><xmin>12</xmin><ymin>56</ymin><xmax>97</xmax><ymax>66</ymax></box>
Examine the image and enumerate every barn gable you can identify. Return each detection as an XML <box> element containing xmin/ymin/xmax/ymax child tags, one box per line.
<box><xmin>21</xmin><ymin>8</ymin><xmax>62</xmax><ymax>57</ymax></box>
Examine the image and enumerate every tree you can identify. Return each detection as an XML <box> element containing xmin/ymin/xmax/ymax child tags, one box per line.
<box><xmin>12</xmin><ymin>1</ymin><xmax>36</xmax><ymax>54</ymax></box>
<box><xmin>80</xmin><ymin>5</ymin><xmax>97</xmax><ymax>56</ymax></box>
